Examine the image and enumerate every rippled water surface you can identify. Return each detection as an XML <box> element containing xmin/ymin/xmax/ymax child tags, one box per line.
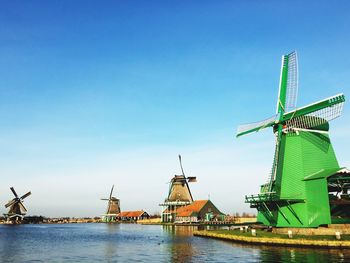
<box><xmin>0</xmin><ymin>224</ymin><xmax>349</xmax><ymax>262</ymax></box>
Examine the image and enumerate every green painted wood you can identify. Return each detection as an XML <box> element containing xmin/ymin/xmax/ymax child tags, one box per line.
<box><xmin>277</xmin><ymin>54</ymin><xmax>289</xmax><ymax>115</ymax></box>
<box><xmin>238</xmin><ymin>51</ymin><xmax>348</xmax><ymax>227</ymax></box>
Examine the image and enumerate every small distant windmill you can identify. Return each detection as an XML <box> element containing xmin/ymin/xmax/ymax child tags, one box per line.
<box><xmin>101</xmin><ymin>185</ymin><xmax>120</xmax><ymax>222</ymax></box>
<box><xmin>4</xmin><ymin>187</ymin><xmax>31</xmax><ymax>223</ymax></box>
<box><xmin>159</xmin><ymin>155</ymin><xmax>197</xmax><ymax>222</ymax></box>
<box><xmin>237</xmin><ymin>51</ymin><xmax>348</xmax><ymax>227</ymax></box>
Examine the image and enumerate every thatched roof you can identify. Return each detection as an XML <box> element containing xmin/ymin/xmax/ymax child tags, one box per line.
<box><xmin>167</xmin><ymin>175</ymin><xmax>194</xmax><ymax>202</ymax></box>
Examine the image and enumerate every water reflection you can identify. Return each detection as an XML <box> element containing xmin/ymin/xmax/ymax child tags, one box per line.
<box><xmin>105</xmin><ymin>222</ymin><xmax>120</xmax><ymax>234</ymax></box>
<box><xmin>104</xmin><ymin>223</ymin><xmax>120</xmax><ymax>260</ymax></box>
<box><xmin>228</xmin><ymin>242</ymin><xmax>350</xmax><ymax>263</ymax></box>
<box><xmin>162</xmin><ymin>225</ymin><xmax>198</xmax><ymax>263</ymax></box>
<box><xmin>163</xmin><ymin>225</ymin><xmax>199</xmax><ymax>235</ymax></box>
<box><xmin>260</xmin><ymin>246</ymin><xmax>350</xmax><ymax>263</ymax></box>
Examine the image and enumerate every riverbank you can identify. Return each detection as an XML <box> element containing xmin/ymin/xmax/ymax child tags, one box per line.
<box><xmin>193</xmin><ymin>229</ymin><xmax>350</xmax><ymax>248</ymax></box>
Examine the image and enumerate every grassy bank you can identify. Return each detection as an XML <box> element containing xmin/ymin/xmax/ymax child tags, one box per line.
<box><xmin>193</xmin><ymin>229</ymin><xmax>350</xmax><ymax>248</ymax></box>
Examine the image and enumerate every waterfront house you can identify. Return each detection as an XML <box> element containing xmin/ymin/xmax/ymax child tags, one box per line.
<box><xmin>117</xmin><ymin>211</ymin><xmax>150</xmax><ymax>222</ymax></box>
<box><xmin>174</xmin><ymin>200</ymin><xmax>224</xmax><ymax>223</ymax></box>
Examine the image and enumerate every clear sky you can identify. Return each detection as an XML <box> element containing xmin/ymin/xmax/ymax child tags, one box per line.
<box><xmin>0</xmin><ymin>1</ymin><xmax>349</xmax><ymax>217</ymax></box>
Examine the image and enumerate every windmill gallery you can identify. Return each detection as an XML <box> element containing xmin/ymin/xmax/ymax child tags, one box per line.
<box><xmin>2</xmin><ymin>51</ymin><xmax>349</xmax><ymax>233</ymax></box>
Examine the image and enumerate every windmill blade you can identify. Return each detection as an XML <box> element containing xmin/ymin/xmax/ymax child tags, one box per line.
<box><xmin>276</xmin><ymin>51</ymin><xmax>298</xmax><ymax>114</ymax></box>
<box><xmin>10</xmin><ymin>187</ymin><xmax>19</xmax><ymax>198</ymax></box>
<box><xmin>109</xmin><ymin>185</ymin><xmax>114</xmax><ymax>200</ymax></box>
<box><xmin>179</xmin><ymin>155</ymin><xmax>185</xmax><ymax>176</ymax></box>
<box><xmin>101</xmin><ymin>198</ymin><xmax>109</xmax><ymax>201</ymax></box>
<box><xmin>106</xmin><ymin>200</ymin><xmax>112</xmax><ymax>214</ymax></box>
<box><xmin>20</xmin><ymin>191</ymin><xmax>31</xmax><ymax>200</ymax></box>
<box><xmin>174</xmin><ymin>177</ymin><xmax>187</xmax><ymax>182</ymax></box>
<box><xmin>187</xmin><ymin>176</ymin><xmax>197</xmax><ymax>182</ymax></box>
<box><xmin>266</xmin><ymin>135</ymin><xmax>281</xmax><ymax>193</ymax></box>
<box><xmin>283</xmin><ymin>94</ymin><xmax>345</xmax><ymax>130</ymax></box>
<box><xmin>5</xmin><ymin>199</ymin><xmax>17</xmax><ymax>208</ymax></box>
<box><xmin>18</xmin><ymin>201</ymin><xmax>27</xmax><ymax>213</ymax></box>
<box><xmin>236</xmin><ymin>115</ymin><xmax>277</xmax><ymax>137</ymax></box>
<box><xmin>285</xmin><ymin>51</ymin><xmax>298</xmax><ymax>112</ymax></box>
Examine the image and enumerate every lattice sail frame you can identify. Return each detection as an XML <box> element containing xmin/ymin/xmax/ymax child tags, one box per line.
<box><xmin>237</xmin><ymin>51</ymin><xmax>299</xmax><ymax>138</ymax></box>
<box><xmin>236</xmin><ymin>115</ymin><xmax>277</xmax><ymax>137</ymax></box>
<box><xmin>262</xmin><ymin>134</ymin><xmax>280</xmax><ymax>193</ymax></box>
<box><xmin>285</xmin><ymin>51</ymin><xmax>298</xmax><ymax>113</ymax></box>
<box><xmin>284</xmin><ymin>94</ymin><xmax>345</xmax><ymax>132</ymax></box>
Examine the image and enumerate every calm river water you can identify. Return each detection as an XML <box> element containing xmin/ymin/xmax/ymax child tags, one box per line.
<box><xmin>0</xmin><ymin>223</ymin><xmax>349</xmax><ymax>262</ymax></box>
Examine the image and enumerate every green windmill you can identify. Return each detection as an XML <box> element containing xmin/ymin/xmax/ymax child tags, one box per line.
<box><xmin>237</xmin><ymin>51</ymin><xmax>350</xmax><ymax>227</ymax></box>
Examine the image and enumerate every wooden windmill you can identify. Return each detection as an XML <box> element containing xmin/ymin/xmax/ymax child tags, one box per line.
<box><xmin>159</xmin><ymin>155</ymin><xmax>197</xmax><ymax>222</ymax></box>
<box><xmin>101</xmin><ymin>185</ymin><xmax>120</xmax><ymax>222</ymax></box>
<box><xmin>4</xmin><ymin>187</ymin><xmax>31</xmax><ymax>223</ymax></box>
<box><xmin>237</xmin><ymin>51</ymin><xmax>349</xmax><ymax>227</ymax></box>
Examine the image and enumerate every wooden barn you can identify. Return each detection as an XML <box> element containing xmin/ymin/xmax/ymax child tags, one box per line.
<box><xmin>174</xmin><ymin>200</ymin><xmax>224</xmax><ymax>223</ymax></box>
<box><xmin>117</xmin><ymin>211</ymin><xmax>150</xmax><ymax>222</ymax></box>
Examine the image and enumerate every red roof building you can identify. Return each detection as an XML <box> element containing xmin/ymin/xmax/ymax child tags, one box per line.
<box><xmin>175</xmin><ymin>200</ymin><xmax>224</xmax><ymax>223</ymax></box>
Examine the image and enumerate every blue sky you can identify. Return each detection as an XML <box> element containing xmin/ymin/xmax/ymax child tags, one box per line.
<box><xmin>0</xmin><ymin>1</ymin><xmax>349</xmax><ymax>217</ymax></box>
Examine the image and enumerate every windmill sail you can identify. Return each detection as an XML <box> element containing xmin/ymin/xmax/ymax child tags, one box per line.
<box><xmin>5</xmin><ymin>199</ymin><xmax>16</xmax><ymax>208</ymax></box>
<box><xmin>285</xmin><ymin>51</ymin><xmax>298</xmax><ymax>112</ymax></box>
<box><xmin>237</xmin><ymin>51</ymin><xmax>298</xmax><ymax>138</ymax></box>
<box><xmin>18</xmin><ymin>202</ymin><xmax>27</xmax><ymax>213</ymax></box>
<box><xmin>10</xmin><ymin>187</ymin><xmax>19</xmax><ymax>198</ymax></box>
<box><xmin>20</xmin><ymin>192</ymin><xmax>31</xmax><ymax>200</ymax></box>
<box><xmin>236</xmin><ymin>115</ymin><xmax>277</xmax><ymax>137</ymax></box>
<box><xmin>109</xmin><ymin>185</ymin><xmax>114</xmax><ymax>200</ymax></box>
<box><xmin>107</xmin><ymin>185</ymin><xmax>114</xmax><ymax>213</ymax></box>
<box><xmin>263</xmin><ymin>135</ymin><xmax>280</xmax><ymax>193</ymax></box>
<box><xmin>284</xmin><ymin>94</ymin><xmax>345</xmax><ymax>131</ymax></box>
<box><xmin>179</xmin><ymin>155</ymin><xmax>185</xmax><ymax>176</ymax></box>
<box><xmin>277</xmin><ymin>51</ymin><xmax>298</xmax><ymax>114</ymax></box>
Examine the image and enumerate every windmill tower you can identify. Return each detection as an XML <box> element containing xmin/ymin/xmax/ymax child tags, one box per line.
<box><xmin>101</xmin><ymin>185</ymin><xmax>120</xmax><ymax>222</ymax></box>
<box><xmin>4</xmin><ymin>187</ymin><xmax>31</xmax><ymax>223</ymax></box>
<box><xmin>237</xmin><ymin>51</ymin><xmax>350</xmax><ymax>227</ymax></box>
<box><xmin>159</xmin><ymin>155</ymin><xmax>197</xmax><ymax>222</ymax></box>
